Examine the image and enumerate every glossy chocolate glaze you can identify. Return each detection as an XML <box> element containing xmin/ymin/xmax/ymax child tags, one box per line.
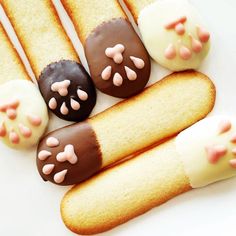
<box><xmin>38</xmin><ymin>60</ymin><xmax>96</xmax><ymax>122</ymax></box>
<box><xmin>85</xmin><ymin>18</ymin><xmax>151</xmax><ymax>98</ymax></box>
<box><xmin>37</xmin><ymin>122</ymin><xmax>102</xmax><ymax>186</ymax></box>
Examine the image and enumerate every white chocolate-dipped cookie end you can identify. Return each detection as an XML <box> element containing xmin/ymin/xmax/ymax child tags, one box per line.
<box><xmin>138</xmin><ymin>0</ymin><xmax>210</xmax><ymax>71</ymax></box>
<box><xmin>0</xmin><ymin>80</ymin><xmax>49</xmax><ymax>149</ymax></box>
<box><xmin>176</xmin><ymin>116</ymin><xmax>236</xmax><ymax>188</ymax></box>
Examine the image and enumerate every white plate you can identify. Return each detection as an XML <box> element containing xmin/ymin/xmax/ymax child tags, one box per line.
<box><xmin>0</xmin><ymin>0</ymin><xmax>236</xmax><ymax>235</ymax></box>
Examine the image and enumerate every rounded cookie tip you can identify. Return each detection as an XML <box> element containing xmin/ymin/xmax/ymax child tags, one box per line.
<box><xmin>38</xmin><ymin>60</ymin><xmax>97</xmax><ymax>122</ymax></box>
<box><xmin>138</xmin><ymin>0</ymin><xmax>211</xmax><ymax>71</ymax></box>
<box><xmin>0</xmin><ymin>79</ymin><xmax>48</xmax><ymax>149</ymax></box>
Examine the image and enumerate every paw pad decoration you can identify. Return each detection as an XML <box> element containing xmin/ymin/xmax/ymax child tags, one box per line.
<box><xmin>101</xmin><ymin>44</ymin><xmax>145</xmax><ymax>87</ymax></box>
<box><xmin>38</xmin><ymin>60</ymin><xmax>97</xmax><ymax>122</ymax></box>
<box><xmin>0</xmin><ymin>80</ymin><xmax>48</xmax><ymax>149</ymax></box>
<box><xmin>0</xmin><ymin>97</ymin><xmax>42</xmax><ymax>144</ymax></box>
<box><xmin>205</xmin><ymin>119</ymin><xmax>236</xmax><ymax>168</ymax></box>
<box><xmin>48</xmin><ymin>80</ymin><xmax>89</xmax><ymax>115</ymax></box>
<box><xmin>38</xmin><ymin>136</ymin><xmax>79</xmax><ymax>184</ymax></box>
<box><xmin>164</xmin><ymin>16</ymin><xmax>210</xmax><ymax>60</ymax></box>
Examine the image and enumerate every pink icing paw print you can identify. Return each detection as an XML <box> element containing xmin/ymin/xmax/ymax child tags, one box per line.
<box><xmin>205</xmin><ymin>119</ymin><xmax>236</xmax><ymax>168</ymax></box>
<box><xmin>38</xmin><ymin>136</ymin><xmax>79</xmax><ymax>184</ymax></box>
<box><xmin>101</xmin><ymin>44</ymin><xmax>145</xmax><ymax>87</ymax></box>
<box><xmin>0</xmin><ymin>98</ymin><xmax>42</xmax><ymax>144</ymax></box>
<box><xmin>164</xmin><ymin>16</ymin><xmax>210</xmax><ymax>60</ymax></box>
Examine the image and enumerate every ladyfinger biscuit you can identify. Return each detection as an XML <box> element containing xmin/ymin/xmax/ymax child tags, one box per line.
<box><xmin>0</xmin><ymin>24</ymin><xmax>48</xmax><ymax>149</ymax></box>
<box><xmin>1</xmin><ymin>0</ymin><xmax>96</xmax><ymax>122</ymax></box>
<box><xmin>123</xmin><ymin>0</ymin><xmax>211</xmax><ymax>71</ymax></box>
<box><xmin>61</xmin><ymin>0</ymin><xmax>151</xmax><ymax>98</ymax></box>
<box><xmin>37</xmin><ymin>71</ymin><xmax>215</xmax><ymax>186</ymax></box>
<box><xmin>0</xmin><ymin>23</ymin><xmax>29</xmax><ymax>84</ymax></box>
<box><xmin>61</xmin><ymin>116</ymin><xmax>236</xmax><ymax>235</ymax></box>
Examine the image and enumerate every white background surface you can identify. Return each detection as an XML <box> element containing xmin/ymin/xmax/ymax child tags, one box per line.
<box><xmin>0</xmin><ymin>0</ymin><xmax>236</xmax><ymax>235</ymax></box>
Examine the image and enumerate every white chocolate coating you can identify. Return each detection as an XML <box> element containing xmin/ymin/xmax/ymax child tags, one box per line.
<box><xmin>176</xmin><ymin>116</ymin><xmax>236</xmax><ymax>188</ymax></box>
<box><xmin>0</xmin><ymin>80</ymin><xmax>48</xmax><ymax>149</ymax></box>
<box><xmin>138</xmin><ymin>0</ymin><xmax>210</xmax><ymax>71</ymax></box>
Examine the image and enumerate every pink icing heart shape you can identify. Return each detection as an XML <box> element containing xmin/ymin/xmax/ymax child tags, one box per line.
<box><xmin>56</xmin><ymin>144</ymin><xmax>78</xmax><ymax>164</ymax></box>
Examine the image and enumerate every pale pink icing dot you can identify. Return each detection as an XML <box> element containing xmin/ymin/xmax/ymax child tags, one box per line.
<box><xmin>179</xmin><ymin>46</ymin><xmax>192</xmax><ymax>60</ymax></box>
<box><xmin>130</xmin><ymin>56</ymin><xmax>145</xmax><ymax>69</ymax></box>
<box><xmin>54</xmin><ymin>170</ymin><xmax>68</xmax><ymax>184</ymax></box>
<box><xmin>42</xmin><ymin>164</ymin><xmax>55</xmax><ymax>175</ymax></box>
<box><xmin>105</xmin><ymin>44</ymin><xmax>125</xmax><ymax>64</ymax></box>
<box><xmin>113</xmin><ymin>73</ymin><xmax>123</xmax><ymax>87</ymax></box>
<box><xmin>18</xmin><ymin>124</ymin><xmax>32</xmax><ymax>138</ymax></box>
<box><xmin>165</xmin><ymin>44</ymin><xmax>176</xmax><ymax>60</ymax></box>
<box><xmin>27</xmin><ymin>114</ymin><xmax>42</xmax><ymax>126</ymax></box>
<box><xmin>218</xmin><ymin>119</ymin><xmax>232</xmax><ymax>134</ymax></box>
<box><xmin>175</xmin><ymin>23</ymin><xmax>185</xmax><ymax>35</ymax></box>
<box><xmin>77</xmin><ymin>89</ymin><xmax>88</xmax><ymax>101</ymax></box>
<box><xmin>38</xmin><ymin>150</ymin><xmax>52</xmax><ymax>161</ymax></box>
<box><xmin>165</xmin><ymin>16</ymin><xmax>187</xmax><ymax>29</ymax></box>
<box><xmin>230</xmin><ymin>134</ymin><xmax>236</xmax><ymax>143</ymax></box>
<box><xmin>46</xmin><ymin>137</ymin><xmax>60</xmax><ymax>148</ymax></box>
<box><xmin>0</xmin><ymin>122</ymin><xmax>6</xmax><ymax>137</ymax></box>
<box><xmin>191</xmin><ymin>36</ymin><xmax>203</xmax><ymax>53</ymax></box>
<box><xmin>71</xmin><ymin>99</ymin><xmax>80</xmax><ymax>111</ymax></box>
<box><xmin>232</xmin><ymin>148</ymin><xmax>236</xmax><ymax>155</ymax></box>
<box><xmin>125</xmin><ymin>66</ymin><xmax>137</xmax><ymax>81</ymax></box>
<box><xmin>9</xmin><ymin>130</ymin><xmax>20</xmax><ymax>144</ymax></box>
<box><xmin>101</xmin><ymin>66</ymin><xmax>112</xmax><ymax>80</ymax></box>
<box><xmin>51</xmin><ymin>80</ymin><xmax>71</xmax><ymax>96</ymax></box>
<box><xmin>205</xmin><ymin>145</ymin><xmax>227</xmax><ymax>164</ymax></box>
<box><xmin>229</xmin><ymin>159</ymin><xmax>236</xmax><ymax>168</ymax></box>
<box><xmin>56</xmin><ymin>144</ymin><xmax>78</xmax><ymax>164</ymax></box>
<box><xmin>6</xmin><ymin>108</ymin><xmax>17</xmax><ymax>120</ymax></box>
<box><xmin>48</xmin><ymin>97</ymin><xmax>57</xmax><ymax>110</ymax></box>
<box><xmin>197</xmin><ymin>26</ymin><xmax>210</xmax><ymax>43</ymax></box>
<box><xmin>60</xmin><ymin>102</ymin><xmax>69</xmax><ymax>115</ymax></box>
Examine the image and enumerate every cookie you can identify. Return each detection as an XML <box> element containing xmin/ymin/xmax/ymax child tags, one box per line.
<box><xmin>0</xmin><ymin>23</ymin><xmax>30</xmax><ymax>84</ymax></box>
<box><xmin>1</xmin><ymin>0</ymin><xmax>96</xmax><ymax>122</ymax></box>
<box><xmin>0</xmin><ymin>23</ymin><xmax>48</xmax><ymax>149</ymax></box>
<box><xmin>61</xmin><ymin>116</ymin><xmax>236</xmax><ymax>235</ymax></box>
<box><xmin>123</xmin><ymin>0</ymin><xmax>211</xmax><ymax>71</ymax></box>
<box><xmin>37</xmin><ymin>71</ymin><xmax>215</xmax><ymax>185</ymax></box>
<box><xmin>0</xmin><ymin>80</ymin><xmax>49</xmax><ymax>149</ymax></box>
<box><xmin>61</xmin><ymin>0</ymin><xmax>151</xmax><ymax>98</ymax></box>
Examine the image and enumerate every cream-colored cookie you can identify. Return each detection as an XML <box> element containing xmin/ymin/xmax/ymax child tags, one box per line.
<box><xmin>0</xmin><ymin>80</ymin><xmax>48</xmax><ymax>149</ymax></box>
<box><xmin>61</xmin><ymin>116</ymin><xmax>236</xmax><ymax>235</ymax></box>
<box><xmin>124</xmin><ymin>0</ymin><xmax>211</xmax><ymax>71</ymax></box>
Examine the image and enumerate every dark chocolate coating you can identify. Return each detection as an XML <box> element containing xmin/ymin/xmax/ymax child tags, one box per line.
<box><xmin>38</xmin><ymin>60</ymin><xmax>96</xmax><ymax>122</ymax></box>
<box><xmin>37</xmin><ymin>122</ymin><xmax>102</xmax><ymax>186</ymax></box>
<box><xmin>85</xmin><ymin>18</ymin><xmax>151</xmax><ymax>98</ymax></box>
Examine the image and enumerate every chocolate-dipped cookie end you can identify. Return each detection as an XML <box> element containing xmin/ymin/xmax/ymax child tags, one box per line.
<box><xmin>37</xmin><ymin>122</ymin><xmax>102</xmax><ymax>186</ymax></box>
<box><xmin>38</xmin><ymin>60</ymin><xmax>96</xmax><ymax>122</ymax></box>
<box><xmin>85</xmin><ymin>18</ymin><xmax>151</xmax><ymax>98</ymax></box>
